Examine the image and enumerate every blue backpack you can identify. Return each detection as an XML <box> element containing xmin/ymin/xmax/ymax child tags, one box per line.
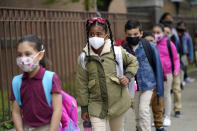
<box><xmin>12</xmin><ymin>70</ymin><xmax>79</xmax><ymax>131</ymax></box>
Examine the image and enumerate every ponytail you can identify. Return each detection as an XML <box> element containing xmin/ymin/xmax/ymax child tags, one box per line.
<box><xmin>106</xmin><ymin>20</ymin><xmax>118</xmax><ymax>65</ymax></box>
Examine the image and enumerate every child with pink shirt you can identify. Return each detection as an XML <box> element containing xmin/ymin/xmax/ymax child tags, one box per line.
<box><xmin>153</xmin><ymin>24</ymin><xmax>180</xmax><ymax>127</ymax></box>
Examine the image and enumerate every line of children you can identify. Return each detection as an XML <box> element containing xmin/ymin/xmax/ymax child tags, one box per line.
<box><xmin>160</xmin><ymin>12</ymin><xmax>195</xmax><ymax>84</ymax></box>
<box><xmin>142</xmin><ymin>31</ymin><xmax>166</xmax><ymax>131</ymax></box>
<box><xmin>10</xmin><ymin>16</ymin><xmax>191</xmax><ymax>131</ymax></box>
<box><xmin>122</xmin><ymin>20</ymin><xmax>164</xmax><ymax>131</ymax></box>
<box><xmin>114</xmin><ymin>19</ymin><xmax>182</xmax><ymax>131</ymax></box>
<box><xmin>159</xmin><ymin>13</ymin><xmax>184</xmax><ymax>119</ymax></box>
<box><xmin>164</xmin><ymin>25</ymin><xmax>182</xmax><ymax>117</ymax></box>
<box><xmin>152</xmin><ymin>24</ymin><xmax>180</xmax><ymax>126</ymax></box>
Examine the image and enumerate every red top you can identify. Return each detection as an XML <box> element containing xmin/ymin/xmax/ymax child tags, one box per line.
<box><xmin>115</xmin><ymin>39</ymin><xmax>126</xmax><ymax>46</ymax></box>
<box><xmin>10</xmin><ymin>66</ymin><xmax>62</xmax><ymax>127</ymax></box>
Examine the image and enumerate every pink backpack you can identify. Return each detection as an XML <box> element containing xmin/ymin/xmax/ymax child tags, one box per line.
<box><xmin>60</xmin><ymin>91</ymin><xmax>79</xmax><ymax>131</ymax></box>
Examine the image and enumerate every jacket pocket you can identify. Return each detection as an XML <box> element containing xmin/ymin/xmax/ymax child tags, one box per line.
<box><xmin>110</xmin><ymin>76</ymin><xmax>120</xmax><ymax>85</ymax></box>
<box><xmin>88</xmin><ymin>79</ymin><xmax>96</xmax><ymax>89</ymax></box>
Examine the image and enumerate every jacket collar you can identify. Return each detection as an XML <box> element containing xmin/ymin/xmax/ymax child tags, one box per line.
<box><xmin>83</xmin><ymin>39</ymin><xmax>112</xmax><ymax>56</ymax></box>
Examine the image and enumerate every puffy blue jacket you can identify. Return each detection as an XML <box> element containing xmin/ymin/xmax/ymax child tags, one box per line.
<box><xmin>122</xmin><ymin>40</ymin><xmax>164</xmax><ymax>97</ymax></box>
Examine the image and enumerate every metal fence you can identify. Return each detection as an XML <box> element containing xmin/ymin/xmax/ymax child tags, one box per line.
<box><xmin>0</xmin><ymin>7</ymin><xmax>152</xmax><ymax>126</ymax></box>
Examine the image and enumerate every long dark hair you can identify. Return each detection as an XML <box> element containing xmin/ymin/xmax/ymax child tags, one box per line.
<box><xmin>159</xmin><ymin>12</ymin><xmax>171</xmax><ymax>24</ymax></box>
<box><xmin>153</xmin><ymin>24</ymin><xmax>165</xmax><ymax>32</ymax></box>
<box><xmin>86</xmin><ymin>17</ymin><xmax>118</xmax><ymax>64</ymax></box>
<box><xmin>17</xmin><ymin>35</ymin><xmax>47</xmax><ymax>68</ymax></box>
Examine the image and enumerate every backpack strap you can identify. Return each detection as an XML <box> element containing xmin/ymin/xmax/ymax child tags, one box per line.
<box><xmin>12</xmin><ymin>71</ymin><xmax>54</xmax><ymax>107</ymax></box>
<box><xmin>12</xmin><ymin>74</ymin><xmax>23</xmax><ymax>106</ymax></box>
<box><xmin>141</xmin><ymin>38</ymin><xmax>156</xmax><ymax>73</ymax></box>
<box><xmin>114</xmin><ymin>46</ymin><xmax>123</xmax><ymax>77</ymax></box>
<box><xmin>42</xmin><ymin>70</ymin><xmax>55</xmax><ymax>107</ymax></box>
<box><xmin>167</xmin><ymin>40</ymin><xmax>174</xmax><ymax>73</ymax></box>
<box><xmin>80</xmin><ymin>51</ymin><xmax>87</xmax><ymax>71</ymax></box>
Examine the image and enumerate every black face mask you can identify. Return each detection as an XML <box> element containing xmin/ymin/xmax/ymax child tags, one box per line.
<box><xmin>163</xmin><ymin>21</ymin><xmax>173</xmax><ymax>26</ymax></box>
<box><xmin>177</xmin><ymin>28</ymin><xmax>185</xmax><ymax>33</ymax></box>
<box><xmin>126</xmin><ymin>36</ymin><xmax>140</xmax><ymax>46</ymax></box>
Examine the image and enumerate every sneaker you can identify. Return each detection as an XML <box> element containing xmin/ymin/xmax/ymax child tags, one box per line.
<box><xmin>152</xmin><ymin>122</ymin><xmax>155</xmax><ymax>127</ymax></box>
<box><xmin>175</xmin><ymin>111</ymin><xmax>181</xmax><ymax>118</ymax></box>
<box><xmin>163</xmin><ymin>116</ymin><xmax>171</xmax><ymax>127</ymax></box>
<box><xmin>181</xmin><ymin>83</ymin><xmax>184</xmax><ymax>90</ymax></box>
<box><xmin>182</xmin><ymin>81</ymin><xmax>186</xmax><ymax>86</ymax></box>
<box><xmin>185</xmin><ymin>77</ymin><xmax>195</xmax><ymax>83</ymax></box>
<box><xmin>156</xmin><ymin>126</ymin><xmax>166</xmax><ymax>131</ymax></box>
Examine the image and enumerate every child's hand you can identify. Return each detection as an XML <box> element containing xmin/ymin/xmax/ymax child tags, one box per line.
<box><xmin>81</xmin><ymin>112</ymin><xmax>89</xmax><ymax>121</ymax></box>
<box><xmin>119</xmin><ymin>76</ymin><xmax>129</xmax><ymax>86</ymax></box>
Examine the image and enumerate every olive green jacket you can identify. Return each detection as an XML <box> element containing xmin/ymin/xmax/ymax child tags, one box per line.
<box><xmin>75</xmin><ymin>39</ymin><xmax>138</xmax><ymax>118</ymax></box>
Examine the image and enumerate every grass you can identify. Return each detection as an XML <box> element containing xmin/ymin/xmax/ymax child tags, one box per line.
<box><xmin>0</xmin><ymin>89</ymin><xmax>14</xmax><ymax>130</ymax></box>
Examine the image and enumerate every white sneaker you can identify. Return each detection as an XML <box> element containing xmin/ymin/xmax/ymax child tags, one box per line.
<box><xmin>163</xmin><ymin>116</ymin><xmax>171</xmax><ymax>127</ymax></box>
<box><xmin>185</xmin><ymin>77</ymin><xmax>195</xmax><ymax>83</ymax></box>
<box><xmin>182</xmin><ymin>81</ymin><xmax>186</xmax><ymax>86</ymax></box>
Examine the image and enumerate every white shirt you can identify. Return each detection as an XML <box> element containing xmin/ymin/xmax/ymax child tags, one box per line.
<box><xmin>132</xmin><ymin>44</ymin><xmax>139</xmax><ymax>52</ymax></box>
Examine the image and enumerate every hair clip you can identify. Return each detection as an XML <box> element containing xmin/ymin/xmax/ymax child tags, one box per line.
<box><xmin>88</xmin><ymin>17</ymin><xmax>106</xmax><ymax>24</ymax></box>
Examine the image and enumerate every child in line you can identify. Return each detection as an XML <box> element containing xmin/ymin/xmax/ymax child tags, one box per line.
<box><xmin>75</xmin><ymin>17</ymin><xmax>138</xmax><ymax>131</ymax></box>
<box><xmin>152</xmin><ymin>24</ymin><xmax>180</xmax><ymax>126</ymax></box>
<box><xmin>142</xmin><ymin>31</ymin><xmax>166</xmax><ymax>131</ymax></box>
<box><xmin>164</xmin><ymin>25</ymin><xmax>182</xmax><ymax>117</ymax></box>
<box><xmin>176</xmin><ymin>21</ymin><xmax>195</xmax><ymax>83</ymax></box>
<box><xmin>122</xmin><ymin>20</ymin><xmax>164</xmax><ymax>131</ymax></box>
<box><xmin>10</xmin><ymin>35</ymin><xmax>62</xmax><ymax>131</ymax></box>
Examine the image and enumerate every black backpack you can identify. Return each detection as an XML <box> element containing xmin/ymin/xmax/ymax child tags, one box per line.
<box><xmin>167</xmin><ymin>39</ymin><xmax>174</xmax><ymax>73</ymax></box>
<box><xmin>141</xmin><ymin>38</ymin><xmax>174</xmax><ymax>73</ymax></box>
<box><xmin>141</xmin><ymin>38</ymin><xmax>156</xmax><ymax>73</ymax></box>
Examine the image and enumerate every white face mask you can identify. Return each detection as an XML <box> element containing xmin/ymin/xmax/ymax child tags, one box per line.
<box><xmin>166</xmin><ymin>34</ymin><xmax>172</xmax><ymax>39</ymax></box>
<box><xmin>89</xmin><ymin>37</ymin><xmax>105</xmax><ymax>50</ymax></box>
<box><xmin>16</xmin><ymin>52</ymin><xmax>41</xmax><ymax>72</ymax></box>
